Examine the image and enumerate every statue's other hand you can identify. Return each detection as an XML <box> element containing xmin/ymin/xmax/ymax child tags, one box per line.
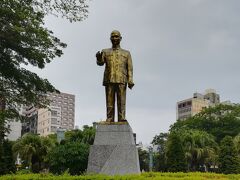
<box><xmin>128</xmin><ymin>83</ymin><xmax>134</xmax><ymax>89</ymax></box>
<box><xmin>96</xmin><ymin>51</ymin><xmax>102</xmax><ymax>60</ymax></box>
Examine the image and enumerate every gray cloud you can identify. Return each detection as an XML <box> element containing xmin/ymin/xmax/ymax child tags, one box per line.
<box><xmin>31</xmin><ymin>0</ymin><xmax>240</xmax><ymax>144</ymax></box>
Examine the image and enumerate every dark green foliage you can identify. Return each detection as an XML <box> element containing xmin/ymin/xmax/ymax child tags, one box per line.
<box><xmin>0</xmin><ymin>0</ymin><xmax>88</xmax><ymax>140</ymax></box>
<box><xmin>152</xmin><ymin>133</ymin><xmax>168</xmax><ymax>171</ymax></box>
<box><xmin>138</xmin><ymin>147</ymin><xmax>149</xmax><ymax>172</ymax></box>
<box><xmin>234</xmin><ymin>134</ymin><xmax>240</xmax><ymax>155</ymax></box>
<box><xmin>0</xmin><ymin>0</ymin><xmax>65</xmax><ymax>109</ymax></box>
<box><xmin>171</xmin><ymin>104</ymin><xmax>240</xmax><ymax>143</ymax></box>
<box><xmin>12</xmin><ymin>133</ymin><xmax>55</xmax><ymax>172</ymax></box>
<box><xmin>181</xmin><ymin>129</ymin><xmax>218</xmax><ymax>172</ymax></box>
<box><xmin>0</xmin><ymin>140</ymin><xmax>16</xmax><ymax>175</ymax></box>
<box><xmin>219</xmin><ymin>136</ymin><xmax>240</xmax><ymax>174</ymax></box>
<box><xmin>33</xmin><ymin>0</ymin><xmax>89</xmax><ymax>22</ymax></box>
<box><xmin>46</xmin><ymin>126</ymin><xmax>95</xmax><ymax>175</ymax></box>
<box><xmin>151</xmin><ymin>105</ymin><xmax>240</xmax><ymax>173</ymax></box>
<box><xmin>47</xmin><ymin>142</ymin><xmax>89</xmax><ymax>175</ymax></box>
<box><xmin>166</xmin><ymin>132</ymin><xmax>187</xmax><ymax>172</ymax></box>
<box><xmin>65</xmin><ymin>125</ymin><xmax>95</xmax><ymax>145</ymax></box>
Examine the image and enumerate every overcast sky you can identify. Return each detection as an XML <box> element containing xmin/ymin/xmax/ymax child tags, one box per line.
<box><xmin>32</xmin><ymin>0</ymin><xmax>240</xmax><ymax>144</ymax></box>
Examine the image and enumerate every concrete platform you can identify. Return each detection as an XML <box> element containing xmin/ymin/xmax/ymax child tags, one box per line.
<box><xmin>87</xmin><ymin>123</ymin><xmax>140</xmax><ymax>175</ymax></box>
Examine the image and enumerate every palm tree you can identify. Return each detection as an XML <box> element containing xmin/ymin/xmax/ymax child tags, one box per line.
<box><xmin>13</xmin><ymin>133</ymin><xmax>42</xmax><ymax>171</ymax></box>
<box><xmin>13</xmin><ymin>133</ymin><xmax>56</xmax><ymax>171</ymax></box>
<box><xmin>182</xmin><ymin>130</ymin><xmax>217</xmax><ymax>171</ymax></box>
<box><xmin>39</xmin><ymin>136</ymin><xmax>56</xmax><ymax>168</ymax></box>
<box><xmin>234</xmin><ymin>134</ymin><xmax>240</xmax><ymax>156</ymax></box>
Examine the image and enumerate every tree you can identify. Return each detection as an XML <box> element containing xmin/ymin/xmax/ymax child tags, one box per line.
<box><xmin>181</xmin><ymin>130</ymin><xmax>218</xmax><ymax>172</ymax></box>
<box><xmin>152</xmin><ymin>133</ymin><xmax>168</xmax><ymax>171</ymax></box>
<box><xmin>138</xmin><ymin>147</ymin><xmax>149</xmax><ymax>172</ymax></box>
<box><xmin>0</xmin><ymin>1</ymin><xmax>88</xmax><ymax>170</ymax></box>
<box><xmin>32</xmin><ymin>0</ymin><xmax>88</xmax><ymax>22</ymax></box>
<box><xmin>47</xmin><ymin>142</ymin><xmax>89</xmax><ymax>175</ymax></box>
<box><xmin>0</xmin><ymin>0</ymin><xmax>89</xmax><ymax>140</ymax></box>
<box><xmin>0</xmin><ymin>140</ymin><xmax>16</xmax><ymax>175</ymax></box>
<box><xmin>12</xmin><ymin>133</ymin><xmax>55</xmax><ymax>172</ymax></box>
<box><xmin>219</xmin><ymin>136</ymin><xmax>240</xmax><ymax>174</ymax></box>
<box><xmin>233</xmin><ymin>134</ymin><xmax>240</xmax><ymax>156</ymax></box>
<box><xmin>166</xmin><ymin>132</ymin><xmax>187</xmax><ymax>172</ymax></box>
<box><xmin>44</xmin><ymin>126</ymin><xmax>95</xmax><ymax>174</ymax></box>
<box><xmin>65</xmin><ymin>125</ymin><xmax>95</xmax><ymax>145</ymax></box>
<box><xmin>170</xmin><ymin>104</ymin><xmax>240</xmax><ymax>143</ymax></box>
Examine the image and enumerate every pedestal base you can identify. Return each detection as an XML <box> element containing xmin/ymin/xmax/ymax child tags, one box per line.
<box><xmin>87</xmin><ymin>123</ymin><xmax>140</xmax><ymax>175</ymax></box>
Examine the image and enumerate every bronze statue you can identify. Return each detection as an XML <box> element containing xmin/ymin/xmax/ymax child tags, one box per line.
<box><xmin>96</xmin><ymin>30</ymin><xmax>134</xmax><ymax>122</ymax></box>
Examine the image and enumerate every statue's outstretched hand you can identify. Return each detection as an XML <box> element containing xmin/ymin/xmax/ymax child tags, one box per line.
<box><xmin>128</xmin><ymin>83</ymin><xmax>134</xmax><ymax>89</ymax></box>
<box><xmin>96</xmin><ymin>51</ymin><xmax>102</xmax><ymax>61</ymax></box>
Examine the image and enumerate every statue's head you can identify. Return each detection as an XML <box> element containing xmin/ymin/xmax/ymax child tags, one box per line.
<box><xmin>110</xmin><ymin>30</ymin><xmax>122</xmax><ymax>46</ymax></box>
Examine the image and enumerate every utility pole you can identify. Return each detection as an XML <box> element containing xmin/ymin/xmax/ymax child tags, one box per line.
<box><xmin>148</xmin><ymin>146</ymin><xmax>153</xmax><ymax>171</ymax></box>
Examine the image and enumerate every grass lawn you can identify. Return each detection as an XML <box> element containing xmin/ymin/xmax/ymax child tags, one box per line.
<box><xmin>1</xmin><ymin>172</ymin><xmax>240</xmax><ymax>180</ymax></box>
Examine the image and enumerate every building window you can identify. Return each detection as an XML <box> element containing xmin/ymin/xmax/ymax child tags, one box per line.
<box><xmin>51</xmin><ymin>110</ymin><xmax>58</xmax><ymax>116</ymax></box>
<box><xmin>51</xmin><ymin>126</ymin><xmax>57</xmax><ymax>132</ymax></box>
<box><xmin>51</xmin><ymin>118</ymin><xmax>57</xmax><ymax>124</ymax></box>
<box><xmin>187</xmin><ymin>101</ymin><xmax>192</xmax><ymax>106</ymax></box>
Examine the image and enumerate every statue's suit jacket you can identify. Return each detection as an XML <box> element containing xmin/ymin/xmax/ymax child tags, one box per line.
<box><xmin>97</xmin><ymin>47</ymin><xmax>134</xmax><ymax>86</ymax></box>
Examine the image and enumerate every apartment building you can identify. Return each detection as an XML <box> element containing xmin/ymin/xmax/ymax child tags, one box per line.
<box><xmin>21</xmin><ymin>105</ymin><xmax>38</xmax><ymax>135</ymax></box>
<box><xmin>37</xmin><ymin>92</ymin><xmax>75</xmax><ymax>136</ymax></box>
<box><xmin>177</xmin><ymin>89</ymin><xmax>220</xmax><ymax>120</ymax></box>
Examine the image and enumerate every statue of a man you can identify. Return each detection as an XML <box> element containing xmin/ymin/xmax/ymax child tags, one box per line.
<box><xmin>96</xmin><ymin>30</ymin><xmax>134</xmax><ymax>122</ymax></box>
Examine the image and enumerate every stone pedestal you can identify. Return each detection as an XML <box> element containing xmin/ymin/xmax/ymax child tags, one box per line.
<box><xmin>87</xmin><ymin>123</ymin><xmax>140</xmax><ymax>175</ymax></box>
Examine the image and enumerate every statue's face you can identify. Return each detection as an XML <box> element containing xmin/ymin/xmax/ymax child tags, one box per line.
<box><xmin>110</xmin><ymin>32</ymin><xmax>122</xmax><ymax>46</ymax></box>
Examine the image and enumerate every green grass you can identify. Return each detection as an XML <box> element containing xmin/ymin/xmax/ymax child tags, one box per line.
<box><xmin>1</xmin><ymin>172</ymin><xmax>240</xmax><ymax>180</ymax></box>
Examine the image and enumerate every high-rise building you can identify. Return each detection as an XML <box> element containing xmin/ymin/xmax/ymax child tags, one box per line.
<box><xmin>177</xmin><ymin>89</ymin><xmax>220</xmax><ymax>120</ymax></box>
<box><xmin>37</xmin><ymin>92</ymin><xmax>75</xmax><ymax>136</ymax></box>
<box><xmin>21</xmin><ymin>105</ymin><xmax>38</xmax><ymax>135</ymax></box>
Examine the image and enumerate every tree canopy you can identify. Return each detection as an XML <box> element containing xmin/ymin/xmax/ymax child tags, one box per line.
<box><xmin>219</xmin><ymin>136</ymin><xmax>240</xmax><ymax>174</ymax></box>
<box><xmin>12</xmin><ymin>133</ymin><xmax>56</xmax><ymax>172</ymax></box>
<box><xmin>65</xmin><ymin>125</ymin><xmax>95</xmax><ymax>145</ymax></box>
<box><xmin>47</xmin><ymin>142</ymin><xmax>89</xmax><ymax>175</ymax></box>
<box><xmin>170</xmin><ymin>104</ymin><xmax>240</xmax><ymax>143</ymax></box>
<box><xmin>0</xmin><ymin>0</ymin><xmax>88</xmax><ymax>138</ymax></box>
<box><xmin>152</xmin><ymin>104</ymin><xmax>240</xmax><ymax>173</ymax></box>
<box><xmin>0</xmin><ymin>0</ymin><xmax>89</xmax><ymax>172</ymax></box>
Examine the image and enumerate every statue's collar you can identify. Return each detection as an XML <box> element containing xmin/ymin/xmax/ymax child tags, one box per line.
<box><xmin>112</xmin><ymin>47</ymin><xmax>121</xmax><ymax>51</ymax></box>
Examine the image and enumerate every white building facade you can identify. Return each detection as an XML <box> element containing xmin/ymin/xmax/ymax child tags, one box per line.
<box><xmin>37</xmin><ymin>92</ymin><xmax>75</xmax><ymax>136</ymax></box>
